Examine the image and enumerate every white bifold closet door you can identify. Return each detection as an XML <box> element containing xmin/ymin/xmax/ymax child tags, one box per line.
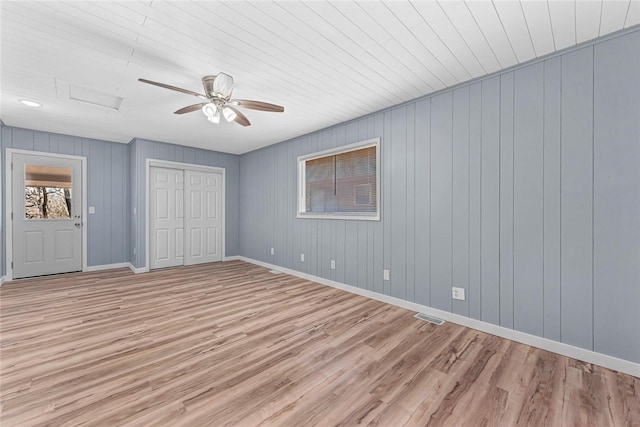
<box><xmin>184</xmin><ymin>170</ymin><xmax>222</xmax><ymax>265</ymax></box>
<box><xmin>150</xmin><ymin>167</ymin><xmax>222</xmax><ymax>270</ymax></box>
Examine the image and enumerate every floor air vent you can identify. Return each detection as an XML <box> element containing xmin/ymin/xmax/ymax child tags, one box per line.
<box><xmin>414</xmin><ymin>313</ymin><xmax>445</xmax><ymax>325</ymax></box>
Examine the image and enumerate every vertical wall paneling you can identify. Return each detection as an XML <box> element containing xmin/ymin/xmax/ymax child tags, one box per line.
<box><xmin>57</xmin><ymin>135</ymin><xmax>75</xmax><ymax>155</ymax></box>
<box><xmin>12</xmin><ymin>128</ymin><xmax>34</xmax><ymax>150</ymax></box>
<box><xmin>593</xmin><ymin>32</ymin><xmax>640</xmax><ymax>363</ymax></box>
<box><xmin>430</xmin><ymin>92</ymin><xmax>454</xmax><ymax>311</ymax></box>
<box><xmin>543</xmin><ymin>57</ymin><xmax>562</xmax><ymax>341</ymax></box>
<box><xmin>129</xmin><ymin>141</ymin><xmax>137</xmax><ymax>264</ymax></box>
<box><xmin>413</xmin><ymin>101</ymin><xmax>431</xmax><ymax>305</ymax></box>
<box><xmin>0</xmin><ymin>126</ymin><xmax>8</xmax><ymax>275</ymax></box>
<box><xmin>34</xmin><ymin>131</ymin><xmax>49</xmax><ymax>152</ymax></box>
<box><xmin>499</xmin><ymin>72</ymin><xmax>515</xmax><ymax>329</ymax></box>
<box><xmin>513</xmin><ymin>62</ymin><xmax>544</xmax><ymax>337</ymax></box>
<box><xmin>309</xmin><ymin>134</ymin><xmax>320</xmax><ymax>277</ymax></box>
<box><xmin>480</xmin><ymin>76</ymin><xmax>501</xmax><ymax>325</ymax></box>
<box><xmin>275</xmin><ymin>143</ymin><xmax>285</xmax><ymax>266</ymax></box>
<box><xmin>469</xmin><ymin>82</ymin><xmax>482</xmax><ymax>320</ymax></box>
<box><xmin>241</xmin><ymin>149</ymin><xmax>254</xmax><ymax>260</ymax></box>
<box><xmin>110</xmin><ymin>144</ymin><xmax>126</xmax><ymax>263</ymax></box>
<box><xmin>283</xmin><ymin>141</ymin><xmax>292</xmax><ymax>269</ymax></box>
<box><xmin>452</xmin><ymin>86</ymin><xmax>470</xmax><ymax>316</ymax></box>
<box><xmin>357</xmin><ymin>119</ymin><xmax>370</xmax><ymax>290</ymax></box>
<box><xmin>89</xmin><ymin>141</ymin><xmax>106</xmax><ymax>266</ymax></box>
<box><xmin>405</xmin><ymin>104</ymin><xmax>416</xmax><ymax>302</ymax></box>
<box><xmin>372</xmin><ymin>113</ymin><xmax>384</xmax><ymax>295</ymax></box>
<box><xmin>267</xmin><ymin>146</ymin><xmax>275</xmax><ymax>261</ymax></box>
<box><xmin>345</xmin><ymin>123</ymin><xmax>359</xmax><ymax>287</ymax></box>
<box><xmin>383</xmin><ymin>111</ymin><xmax>392</xmax><ymax>295</ymax></box>
<box><xmin>335</xmin><ymin>126</ymin><xmax>347</xmax><ymax>285</ymax></box>
<box><xmin>560</xmin><ymin>47</ymin><xmax>594</xmax><ymax>350</ymax></box>
<box><xmin>391</xmin><ymin>106</ymin><xmax>408</xmax><ymax>300</ymax></box>
<box><xmin>290</xmin><ymin>140</ymin><xmax>298</xmax><ymax>271</ymax></box>
<box><xmin>298</xmin><ymin>136</ymin><xmax>311</xmax><ymax>275</ymax></box>
<box><xmin>1</xmin><ymin>127</ymin><xmax>131</xmax><ymax>270</ymax></box>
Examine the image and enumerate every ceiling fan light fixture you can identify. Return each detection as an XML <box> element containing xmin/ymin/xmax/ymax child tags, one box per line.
<box><xmin>209</xmin><ymin>110</ymin><xmax>221</xmax><ymax>124</ymax></box>
<box><xmin>202</xmin><ymin>103</ymin><xmax>216</xmax><ymax>117</ymax></box>
<box><xmin>222</xmin><ymin>106</ymin><xmax>237</xmax><ymax>122</ymax></box>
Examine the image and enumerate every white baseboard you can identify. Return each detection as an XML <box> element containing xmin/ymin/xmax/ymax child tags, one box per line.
<box><xmin>85</xmin><ymin>262</ymin><xmax>130</xmax><ymax>272</ymax></box>
<box><xmin>223</xmin><ymin>255</ymin><xmax>242</xmax><ymax>261</ymax></box>
<box><xmin>238</xmin><ymin>256</ymin><xmax>640</xmax><ymax>378</ymax></box>
<box><xmin>0</xmin><ymin>276</ymin><xmax>5</xmax><ymax>287</ymax></box>
<box><xmin>128</xmin><ymin>263</ymin><xmax>148</xmax><ymax>274</ymax></box>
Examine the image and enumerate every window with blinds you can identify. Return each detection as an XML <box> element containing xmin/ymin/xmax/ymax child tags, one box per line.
<box><xmin>297</xmin><ymin>138</ymin><xmax>380</xmax><ymax>220</ymax></box>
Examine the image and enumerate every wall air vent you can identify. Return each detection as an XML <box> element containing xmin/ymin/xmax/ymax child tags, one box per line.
<box><xmin>414</xmin><ymin>313</ymin><xmax>445</xmax><ymax>325</ymax></box>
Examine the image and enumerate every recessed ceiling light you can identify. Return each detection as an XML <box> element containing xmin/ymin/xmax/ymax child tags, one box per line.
<box><xmin>20</xmin><ymin>99</ymin><xmax>43</xmax><ymax>107</ymax></box>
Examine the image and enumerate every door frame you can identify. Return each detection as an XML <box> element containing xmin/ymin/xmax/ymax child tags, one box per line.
<box><xmin>145</xmin><ymin>159</ymin><xmax>226</xmax><ymax>271</ymax></box>
<box><xmin>4</xmin><ymin>148</ymin><xmax>88</xmax><ymax>281</ymax></box>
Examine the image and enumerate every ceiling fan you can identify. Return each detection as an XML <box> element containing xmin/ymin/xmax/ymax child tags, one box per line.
<box><xmin>138</xmin><ymin>73</ymin><xmax>284</xmax><ymax>127</ymax></box>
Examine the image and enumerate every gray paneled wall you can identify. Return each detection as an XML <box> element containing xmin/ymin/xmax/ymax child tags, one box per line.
<box><xmin>0</xmin><ymin>129</ymin><xmax>242</xmax><ymax>275</ymax></box>
<box><xmin>130</xmin><ymin>138</ymin><xmax>240</xmax><ymax>269</ymax></box>
<box><xmin>0</xmin><ymin>126</ymin><xmax>130</xmax><ymax>272</ymax></box>
<box><xmin>239</xmin><ymin>30</ymin><xmax>640</xmax><ymax>364</ymax></box>
<box><xmin>592</xmin><ymin>32</ymin><xmax>640</xmax><ymax>362</ymax></box>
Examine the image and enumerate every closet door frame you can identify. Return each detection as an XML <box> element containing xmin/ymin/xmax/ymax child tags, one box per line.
<box><xmin>145</xmin><ymin>159</ymin><xmax>225</xmax><ymax>271</ymax></box>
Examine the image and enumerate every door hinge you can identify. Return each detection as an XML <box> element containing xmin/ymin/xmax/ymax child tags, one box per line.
<box><xmin>11</xmin><ymin>212</ymin><xmax>13</xmax><ymax>220</ymax></box>
<box><xmin>11</xmin><ymin>262</ymin><xmax>13</xmax><ymax>269</ymax></box>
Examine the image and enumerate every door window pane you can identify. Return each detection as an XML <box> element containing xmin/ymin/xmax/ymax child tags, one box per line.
<box><xmin>24</xmin><ymin>165</ymin><xmax>72</xmax><ymax>219</ymax></box>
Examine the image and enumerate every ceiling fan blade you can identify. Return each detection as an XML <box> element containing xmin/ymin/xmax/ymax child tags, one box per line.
<box><xmin>138</xmin><ymin>78</ymin><xmax>207</xmax><ymax>99</ymax></box>
<box><xmin>232</xmin><ymin>99</ymin><xmax>284</xmax><ymax>112</ymax></box>
<box><xmin>226</xmin><ymin>106</ymin><xmax>251</xmax><ymax>127</ymax></box>
<box><xmin>174</xmin><ymin>102</ymin><xmax>210</xmax><ymax>114</ymax></box>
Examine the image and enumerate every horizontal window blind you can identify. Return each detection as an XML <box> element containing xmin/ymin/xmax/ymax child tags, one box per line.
<box><xmin>304</xmin><ymin>146</ymin><xmax>376</xmax><ymax>214</ymax></box>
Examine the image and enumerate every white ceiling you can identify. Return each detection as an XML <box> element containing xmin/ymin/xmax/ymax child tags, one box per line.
<box><xmin>1</xmin><ymin>1</ymin><xmax>638</xmax><ymax>154</ymax></box>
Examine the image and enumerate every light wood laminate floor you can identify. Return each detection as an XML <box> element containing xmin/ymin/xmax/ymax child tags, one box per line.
<box><xmin>1</xmin><ymin>261</ymin><xmax>638</xmax><ymax>426</ymax></box>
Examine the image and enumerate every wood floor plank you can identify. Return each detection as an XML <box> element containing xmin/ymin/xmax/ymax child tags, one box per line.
<box><xmin>1</xmin><ymin>261</ymin><xmax>637</xmax><ymax>426</ymax></box>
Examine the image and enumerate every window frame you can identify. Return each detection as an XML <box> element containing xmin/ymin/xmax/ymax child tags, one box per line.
<box><xmin>297</xmin><ymin>137</ymin><xmax>380</xmax><ymax>221</ymax></box>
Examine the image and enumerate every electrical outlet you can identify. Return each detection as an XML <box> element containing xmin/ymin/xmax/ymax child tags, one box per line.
<box><xmin>330</xmin><ymin>260</ymin><xmax>335</xmax><ymax>269</ymax></box>
<box><xmin>383</xmin><ymin>269</ymin><xmax>390</xmax><ymax>281</ymax></box>
<box><xmin>452</xmin><ymin>287</ymin><xmax>466</xmax><ymax>301</ymax></box>
<box><xmin>300</xmin><ymin>253</ymin><xmax>305</xmax><ymax>262</ymax></box>
<box><xmin>270</xmin><ymin>247</ymin><xmax>274</xmax><ymax>255</ymax></box>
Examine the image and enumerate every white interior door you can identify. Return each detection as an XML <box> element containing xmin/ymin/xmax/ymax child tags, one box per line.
<box><xmin>184</xmin><ymin>170</ymin><xmax>222</xmax><ymax>265</ymax></box>
<box><xmin>12</xmin><ymin>153</ymin><xmax>83</xmax><ymax>279</ymax></box>
<box><xmin>149</xmin><ymin>167</ymin><xmax>184</xmax><ymax>269</ymax></box>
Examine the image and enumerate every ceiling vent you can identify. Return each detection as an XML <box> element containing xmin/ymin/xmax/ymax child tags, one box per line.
<box><xmin>56</xmin><ymin>79</ymin><xmax>123</xmax><ymax>110</ymax></box>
